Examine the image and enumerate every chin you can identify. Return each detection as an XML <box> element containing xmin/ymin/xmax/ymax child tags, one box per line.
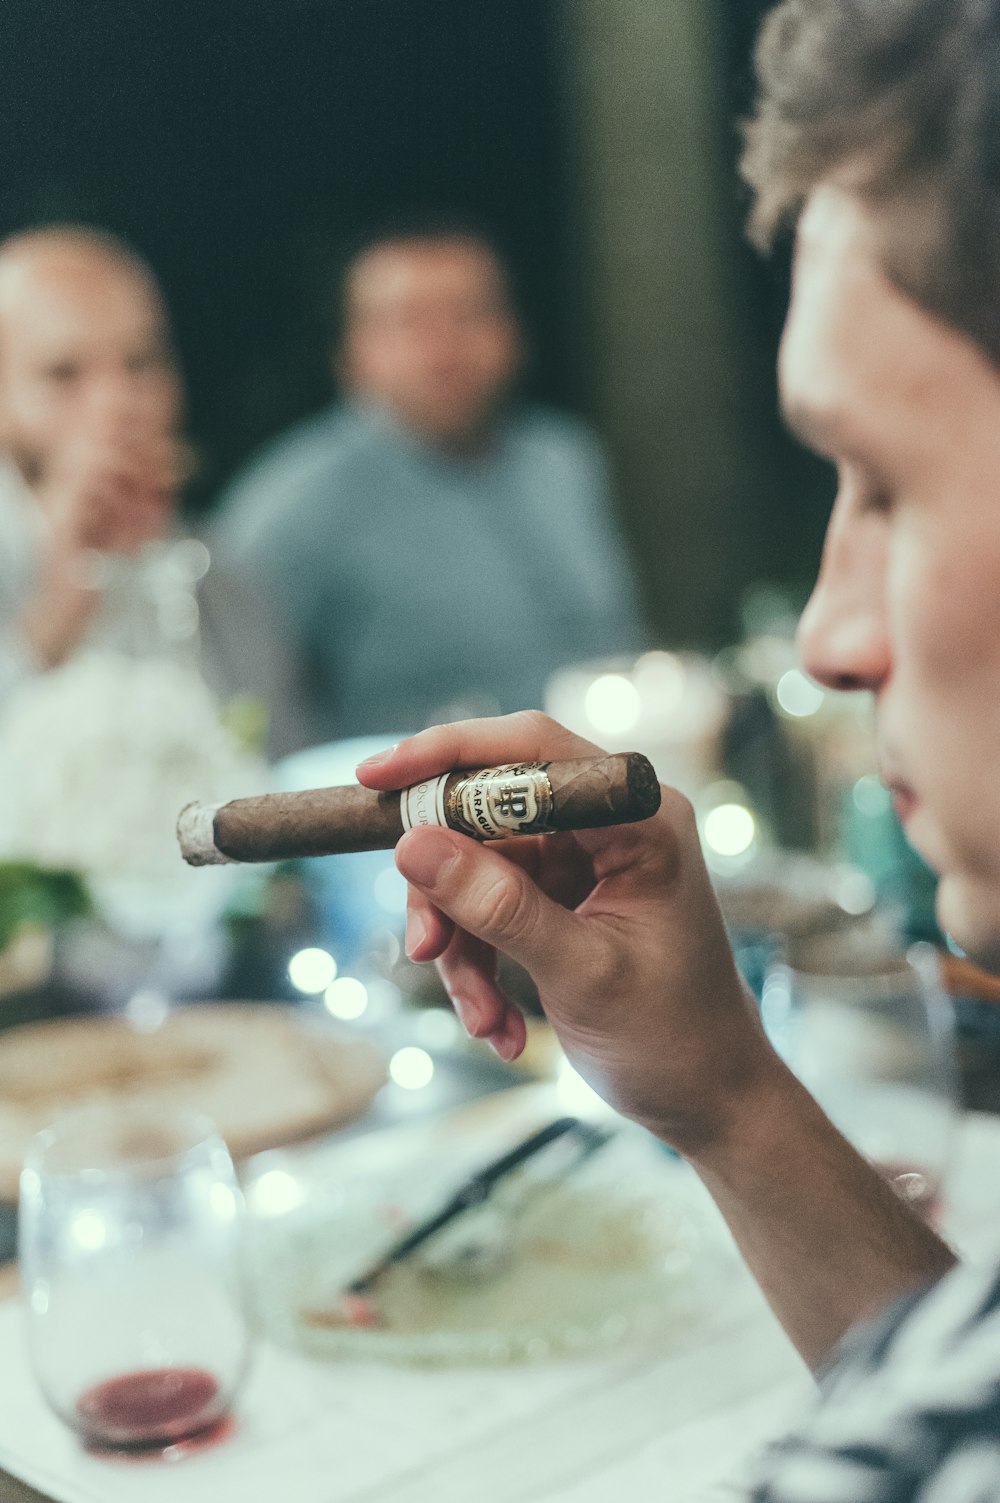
<box><xmin>936</xmin><ymin>873</ymin><xmax>1000</xmax><ymax>976</ymax></box>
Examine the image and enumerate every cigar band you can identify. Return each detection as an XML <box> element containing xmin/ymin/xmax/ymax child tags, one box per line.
<box><xmin>399</xmin><ymin>775</ymin><xmax>451</xmax><ymax>832</ymax></box>
<box><xmin>447</xmin><ymin>764</ymin><xmax>554</xmax><ymax>840</ymax></box>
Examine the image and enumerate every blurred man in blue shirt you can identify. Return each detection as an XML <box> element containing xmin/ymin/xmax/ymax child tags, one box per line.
<box><xmin>212</xmin><ymin>218</ymin><xmax>644</xmax><ymax>746</ymax></box>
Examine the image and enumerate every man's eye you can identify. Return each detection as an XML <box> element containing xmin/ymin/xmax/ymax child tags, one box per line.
<box><xmin>43</xmin><ymin>364</ymin><xmax>80</xmax><ymax>384</ymax></box>
<box><xmin>863</xmin><ymin>484</ymin><xmax>894</xmax><ymax>516</ymax></box>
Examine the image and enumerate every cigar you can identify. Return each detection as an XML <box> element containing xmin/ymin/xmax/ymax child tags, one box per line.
<box><xmin>177</xmin><ymin>753</ymin><xmax>661</xmax><ymax>866</ymax></box>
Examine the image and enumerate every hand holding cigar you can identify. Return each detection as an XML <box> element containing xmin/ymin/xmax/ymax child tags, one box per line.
<box><xmin>177</xmin><ymin>752</ymin><xmax>661</xmax><ymax>866</ymax></box>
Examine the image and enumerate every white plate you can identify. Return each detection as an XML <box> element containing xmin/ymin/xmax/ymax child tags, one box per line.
<box><xmin>247</xmin><ymin>1151</ymin><xmax>709</xmax><ymax>1367</ymax></box>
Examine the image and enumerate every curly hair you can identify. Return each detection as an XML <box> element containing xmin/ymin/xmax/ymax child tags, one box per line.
<box><xmin>741</xmin><ymin>0</ymin><xmax>1000</xmax><ymax>364</ymax></box>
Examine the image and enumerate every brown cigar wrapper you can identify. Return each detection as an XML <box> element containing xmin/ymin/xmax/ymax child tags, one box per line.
<box><xmin>178</xmin><ymin>753</ymin><xmax>661</xmax><ymax>866</ymax></box>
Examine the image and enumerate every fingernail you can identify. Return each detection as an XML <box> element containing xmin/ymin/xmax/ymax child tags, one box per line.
<box><xmin>397</xmin><ymin>829</ymin><xmax>457</xmax><ymax>890</ymax></box>
<box><xmin>404</xmin><ymin>909</ymin><xmax>426</xmax><ymax>959</ymax></box>
<box><xmin>489</xmin><ymin>1017</ymin><xmax>521</xmax><ymax>1063</ymax></box>
<box><xmin>356</xmin><ymin>743</ymin><xmax>398</xmax><ymax>769</ymax></box>
<box><xmin>489</xmin><ymin>1031</ymin><xmax>516</xmax><ymax>1063</ymax></box>
<box><xmin>455</xmin><ymin>997</ymin><xmax>485</xmax><ymax>1036</ymax></box>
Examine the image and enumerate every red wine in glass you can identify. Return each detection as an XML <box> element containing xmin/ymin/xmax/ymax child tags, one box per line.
<box><xmin>20</xmin><ymin>1106</ymin><xmax>250</xmax><ymax>1452</ymax></box>
<box><xmin>75</xmin><ymin>1367</ymin><xmax>227</xmax><ymax>1449</ymax></box>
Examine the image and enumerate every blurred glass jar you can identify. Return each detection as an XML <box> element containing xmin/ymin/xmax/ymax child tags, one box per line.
<box><xmin>763</xmin><ymin>932</ymin><xmax>958</xmax><ymax>1223</ymax></box>
<box><xmin>83</xmin><ymin>535</ymin><xmax>210</xmax><ymax>667</ymax></box>
<box><xmin>19</xmin><ymin>1102</ymin><xmax>250</xmax><ymax>1450</ymax></box>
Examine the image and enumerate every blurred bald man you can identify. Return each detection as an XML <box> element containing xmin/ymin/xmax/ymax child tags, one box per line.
<box><xmin>0</xmin><ymin>226</ymin><xmax>305</xmax><ymax>753</ymax></box>
<box><xmin>0</xmin><ymin>227</ymin><xmax>184</xmax><ymax>685</ymax></box>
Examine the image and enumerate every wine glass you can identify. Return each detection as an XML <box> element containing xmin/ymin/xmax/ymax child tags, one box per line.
<box><xmin>762</xmin><ymin>933</ymin><xmax>959</xmax><ymax>1223</ymax></box>
<box><xmin>18</xmin><ymin>1102</ymin><xmax>251</xmax><ymax>1451</ymax></box>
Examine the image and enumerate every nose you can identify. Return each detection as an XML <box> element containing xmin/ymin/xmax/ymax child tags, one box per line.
<box><xmin>87</xmin><ymin>365</ymin><xmax>180</xmax><ymax>442</ymax></box>
<box><xmin>796</xmin><ymin>495</ymin><xmax>892</xmax><ymax>694</ymax></box>
<box><xmin>86</xmin><ymin>370</ymin><xmax>142</xmax><ymax>430</ymax></box>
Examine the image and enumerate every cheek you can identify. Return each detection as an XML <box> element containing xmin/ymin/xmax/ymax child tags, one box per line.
<box><xmin>472</xmin><ymin>328</ymin><xmax>517</xmax><ymax>383</ymax></box>
<box><xmin>345</xmin><ymin>334</ymin><xmax>408</xmax><ymax>390</ymax></box>
<box><xmin>147</xmin><ymin>370</ymin><xmax>182</xmax><ymax>423</ymax></box>
<box><xmin>891</xmin><ymin>523</ymin><xmax>1000</xmax><ymax>699</ymax></box>
<box><xmin>935</xmin><ymin>861</ymin><xmax>1000</xmax><ymax>973</ymax></box>
<box><xmin>890</xmin><ymin>528</ymin><xmax>1000</xmax><ymax>858</ymax></box>
<box><xmin>9</xmin><ymin>384</ymin><xmax>71</xmax><ymax>439</ymax></box>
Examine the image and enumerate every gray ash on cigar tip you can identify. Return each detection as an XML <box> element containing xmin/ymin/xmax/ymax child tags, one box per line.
<box><xmin>176</xmin><ymin>800</ymin><xmax>232</xmax><ymax>865</ymax></box>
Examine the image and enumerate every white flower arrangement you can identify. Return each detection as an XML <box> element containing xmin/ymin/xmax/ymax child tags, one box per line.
<box><xmin>0</xmin><ymin>651</ymin><xmax>268</xmax><ymax>937</ymax></box>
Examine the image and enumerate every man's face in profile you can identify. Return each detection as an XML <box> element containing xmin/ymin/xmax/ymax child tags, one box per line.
<box><xmin>783</xmin><ymin>185</ymin><xmax>1000</xmax><ymax>966</ymax></box>
<box><xmin>338</xmin><ymin>237</ymin><xmax>523</xmax><ymax>450</ymax></box>
<box><xmin>0</xmin><ymin>243</ymin><xmax>181</xmax><ymax>486</ymax></box>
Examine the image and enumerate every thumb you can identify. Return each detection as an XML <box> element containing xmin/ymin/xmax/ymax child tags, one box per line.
<box><xmin>395</xmin><ymin>827</ymin><xmax>579</xmax><ymax>984</ymax></box>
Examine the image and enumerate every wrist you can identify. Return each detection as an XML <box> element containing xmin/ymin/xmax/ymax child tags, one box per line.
<box><xmin>639</xmin><ymin>1028</ymin><xmax>796</xmax><ymax>1164</ymax></box>
<box><xmin>678</xmin><ymin>1050</ymin><xmax>803</xmax><ymax>1169</ymax></box>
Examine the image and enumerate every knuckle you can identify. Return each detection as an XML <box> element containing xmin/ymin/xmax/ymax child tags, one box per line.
<box><xmin>500</xmin><ymin>707</ymin><xmax>558</xmax><ymax>744</ymax></box>
<box><xmin>475</xmin><ymin>871</ymin><xmax>536</xmax><ymax>944</ymax></box>
<box><xmin>520</xmin><ymin>708</ymin><xmax>559</xmax><ymax>737</ymax></box>
<box><xmin>514</xmin><ymin>708</ymin><xmax>600</xmax><ymax>757</ymax></box>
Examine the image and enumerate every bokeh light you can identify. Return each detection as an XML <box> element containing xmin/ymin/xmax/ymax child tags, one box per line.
<box><xmin>834</xmin><ymin>869</ymin><xmax>876</xmax><ymax>916</ymax></box>
<box><xmin>209</xmin><ymin>1183</ymin><xmax>239</xmax><ymax>1221</ymax></box>
<box><xmin>556</xmin><ymin>1056</ymin><xmax>613</xmax><ymax>1118</ymax></box>
<box><xmin>775</xmin><ymin>669</ymin><xmax>825</xmax><ymax>718</ymax></box>
<box><xmin>632</xmin><ymin>650</ymin><xmax>686</xmax><ymax>713</ymax></box>
<box><xmin>373</xmin><ymin>864</ymin><xmax>408</xmax><ymax>914</ymax></box>
<box><xmin>247</xmin><ymin>1169</ymin><xmax>307</xmax><ymax>1218</ymax></box>
<box><xmin>288</xmin><ymin>947</ymin><xmax>337</xmax><ymax>994</ymax></box>
<box><xmin>389</xmin><ymin>1046</ymin><xmax>435</xmax><ymax>1090</ymax></box>
<box><xmin>323</xmin><ymin>976</ymin><xmax>369</xmax><ymax>1020</ymax></box>
<box><xmin>852</xmin><ymin>775</ymin><xmax>891</xmax><ymax>818</ymax></box>
<box><xmin>69</xmin><ymin>1209</ymin><xmax>107</xmax><ymax>1252</ymax></box>
<box><xmin>703</xmin><ymin>803</ymin><xmax>756</xmax><ymax>858</ymax></box>
<box><xmin>583</xmin><ymin>673</ymin><xmax>642</xmax><ymax>736</ymax></box>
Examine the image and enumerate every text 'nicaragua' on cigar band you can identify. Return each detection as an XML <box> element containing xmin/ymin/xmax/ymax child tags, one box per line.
<box><xmin>398</xmin><ymin>764</ymin><xmax>554</xmax><ymax>839</ymax></box>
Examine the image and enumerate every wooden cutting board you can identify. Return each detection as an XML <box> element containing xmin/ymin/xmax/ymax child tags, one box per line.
<box><xmin>0</xmin><ymin>1003</ymin><xmax>386</xmax><ymax>1200</ymax></box>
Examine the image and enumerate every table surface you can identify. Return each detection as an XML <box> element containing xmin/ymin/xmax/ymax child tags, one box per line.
<box><xmin>1</xmin><ymin>1090</ymin><xmax>998</xmax><ymax>1503</ymax></box>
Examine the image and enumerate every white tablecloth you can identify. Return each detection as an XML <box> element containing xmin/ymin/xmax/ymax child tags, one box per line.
<box><xmin>1</xmin><ymin>1091</ymin><xmax>997</xmax><ymax>1503</ymax></box>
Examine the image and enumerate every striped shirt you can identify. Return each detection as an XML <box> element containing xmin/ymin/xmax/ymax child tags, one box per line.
<box><xmin>746</xmin><ymin>1254</ymin><xmax>1000</xmax><ymax>1502</ymax></box>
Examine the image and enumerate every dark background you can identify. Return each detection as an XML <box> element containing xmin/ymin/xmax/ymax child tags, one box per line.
<box><xmin>0</xmin><ymin>1</ymin><xmax>575</xmax><ymax>497</ymax></box>
<box><xmin>0</xmin><ymin>0</ymin><xmax>829</xmax><ymax>633</ymax></box>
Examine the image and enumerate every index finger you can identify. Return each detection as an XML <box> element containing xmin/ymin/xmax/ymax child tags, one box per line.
<box><xmin>355</xmin><ymin>709</ymin><xmax>604</xmax><ymax>790</ymax></box>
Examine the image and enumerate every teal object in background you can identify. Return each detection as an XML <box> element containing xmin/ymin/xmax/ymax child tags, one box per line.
<box><xmin>837</xmin><ymin>774</ymin><xmax>1000</xmax><ymax>1073</ymax></box>
<box><xmin>839</xmin><ymin>774</ymin><xmax>939</xmax><ymax>943</ymax></box>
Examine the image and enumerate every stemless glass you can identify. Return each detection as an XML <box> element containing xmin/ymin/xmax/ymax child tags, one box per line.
<box><xmin>18</xmin><ymin>1102</ymin><xmax>251</xmax><ymax>1451</ymax></box>
<box><xmin>762</xmin><ymin>934</ymin><xmax>959</xmax><ymax>1223</ymax></box>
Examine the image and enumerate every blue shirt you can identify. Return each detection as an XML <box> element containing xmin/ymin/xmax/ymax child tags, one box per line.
<box><xmin>212</xmin><ymin>402</ymin><xmax>645</xmax><ymax>744</ymax></box>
